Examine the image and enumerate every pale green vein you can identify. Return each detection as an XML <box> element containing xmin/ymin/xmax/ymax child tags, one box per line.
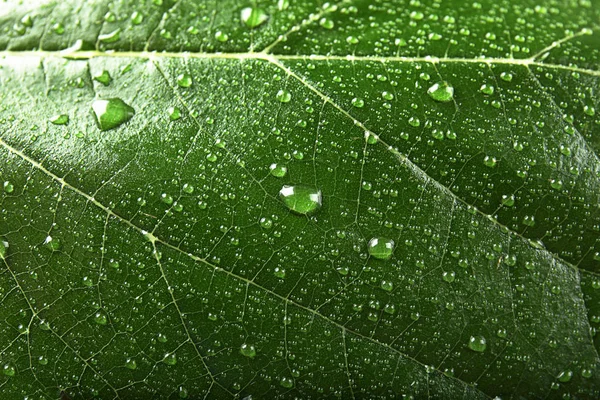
<box><xmin>1</xmin><ymin>50</ymin><xmax>599</xmax><ymax>77</ymax></box>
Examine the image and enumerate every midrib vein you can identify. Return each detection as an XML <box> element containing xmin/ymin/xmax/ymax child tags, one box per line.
<box><xmin>0</xmin><ymin>137</ymin><xmax>492</xmax><ymax>399</ymax></box>
<box><xmin>1</xmin><ymin>50</ymin><xmax>599</xmax><ymax>77</ymax></box>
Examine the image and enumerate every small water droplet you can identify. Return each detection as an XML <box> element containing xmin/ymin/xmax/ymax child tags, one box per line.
<box><xmin>269</xmin><ymin>163</ymin><xmax>288</xmax><ymax>178</ymax></box>
<box><xmin>367</xmin><ymin>237</ymin><xmax>395</xmax><ymax>260</ymax></box>
<box><xmin>3</xmin><ymin>181</ymin><xmax>14</xmax><ymax>193</ymax></box>
<box><xmin>279</xmin><ymin>185</ymin><xmax>322</xmax><ymax>215</ymax></box>
<box><xmin>241</xmin><ymin>7</ymin><xmax>269</xmax><ymax>29</ymax></box>
<box><xmin>168</xmin><ymin>106</ymin><xmax>182</xmax><ymax>121</ymax></box>
<box><xmin>380</xmin><ymin>280</ymin><xmax>394</xmax><ymax>291</ymax></box>
<box><xmin>427</xmin><ymin>82</ymin><xmax>454</xmax><ymax>102</ymax></box>
<box><xmin>276</xmin><ymin>89</ymin><xmax>292</xmax><ymax>103</ymax></box>
<box><xmin>50</xmin><ymin>114</ymin><xmax>69</xmax><ymax>125</ymax></box>
<box><xmin>163</xmin><ymin>352</ymin><xmax>177</xmax><ymax>365</ymax></box>
<box><xmin>94</xmin><ymin>70</ymin><xmax>112</xmax><ymax>86</ymax></box>
<box><xmin>468</xmin><ymin>335</ymin><xmax>487</xmax><ymax>352</ymax></box>
<box><xmin>319</xmin><ymin>18</ymin><xmax>334</xmax><ymax>29</ymax></box>
<box><xmin>94</xmin><ymin>311</ymin><xmax>108</xmax><ymax>325</ymax></box>
<box><xmin>92</xmin><ymin>98</ymin><xmax>135</xmax><ymax>131</ymax></box>
<box><xmin>177</xmin><ymin>73</ymin><xmax>193</xmax><ymax>88</ymax></box>
<box><xmin>215</xmin><ymin>31</ymin><xmax>229</xmax><ymax>42</ymax></box>
<box><xmin>479</xmin><ymin>84</ymin><xmax>494</xmax><ymax>95</ymax></box>
<box><xmin>2</xmin><ymin>362</ymin><xmax>15</xmax><ymax>377</ymax></box>
<box><xmin>44</xmin><ymin>236</ymin><xmax>61</xmax><ymax>251</ymax></box>
<box><xmin>351</xmin><ymin>97</ymin><xmax>365</xmax><ymax>108</ymax></box>
<box><xmin>240</xmin><ymin>343</ymin><xmax>256</xmax><ymax>358</ymax></box>
<box><xmin>125</xmin><ymin>358</ymin><xmax>137</xmax><ymax>370</ymax></box>
<box><xmin>557</xmin><ymin>370</ymin><xmax>573</xmax><ymax>383</ymax></box>
<box><xmin>131</xmin><ymin>11</ymin><xmax>144</xmax><ymax>25</ymax></box>
<box><xmin>279</xmin><ymin>376</ymin><xmax>294</xmax><ymax>388</ymax></box>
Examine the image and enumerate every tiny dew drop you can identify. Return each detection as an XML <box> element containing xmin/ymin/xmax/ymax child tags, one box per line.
<box><xmin>92</xmin><ymin>98</ymin><xmax>135</xmax><ymax>131</ymax></box>
<box><xmin>483</xmin><ymin>155</ymin><xmax>497</xmax><ymax>168</ymax></box>
<box><xmin>44</xmin><ymin>236</ymin><xmax>61</xmax><ymax>251</ymax></box>
<box><xmin>176</xmin><ymin>73</ymin><xmax>193</xmax><ymax>88</ymax></box>
<box><xmin>125</xmin><ymin>358</ymin><xmax>137</xmax><ymax>370</ymax></box>
<box><xmin>94</xmin><ymin>70</ymin><xmax>112</xmax><ymax>86</ymax></box>
<box><xmin>319</xmin><ymin>17</ymin><xmax>334</xmax><ymax>29</ymax></box>
<box><xmin>269</xmin><ymin>163</ymin><xmax>287</xmax><ymax>178</ymax></box>
<box><xmin>130</xmin><ymin>11</ymin><xmax>144</xmax><ymax>25</ymax></box>
<box><xmin>468</xmin><ymin>335</ymin><xmax>487</xmax><ymax>352</ymax></box>
<box><xmin>168</xmin><ymin>106</ymin><xmax>182</xmax><ymax>121</ymax></box>
<box><xmin>427</xmin><ymin>81</ymin><xmax>454</xmax><ymax>102</ymax></box>
<box><xmin>50</xmin><ymin>114</ymin><xmax>69</xmax><ymax>125</ymax></box>
<box><xmin>94</xmin><ymin>311</ymin><xmax>108</xmax><ymax>325</ymax></box>
<box><xmin>501</xmin><ymin>194</ymin><xmax>515</xmax><ymax>207</ymax></box>
<box><xmin>163</xmin><ymin>352</ymin><xmax>177</xmax><ymax>365</ymax></box>
<box><xmin>380</xmin><ymin>280</ymin><xmax>394</xmax><ymax>292</ymax></box>
<box><xmin>274</xmin><ymin>267</ymin><xmax>286</xmax><ymax>278</ymax></box>
<box><xmin>259</xmin><ymin>217</ymin><xmax>273</xmax><ymax>229</ymax></box>
<box><xmin>215</xmin><ymin>31</ymin><xmax>229</xmax><ymax>42</ymax></box>
<box><xmin>351</xmin><ymin>97</ymin><xmax>365</xmax><ymax>108</ymax></box>
<box><xmin>480</xmin><ymin>84</ymin><xmax>494</xmax><ymax>95</ymax></box>
<box><xmin>240</xmin><ymin>343</ymin><xmax>256</xmax><ymax>358</ymax></box>
<box><xmin>367</xmin><ymin>237</ymin><xmax>395</xmax><ymax>260</ymax></box>
<box><xmin>557</xmin><ymin>370</ymin><xmax>573</xmax><ymax>382</ymax></box>
<box><xmin>276</xmin><ymin>89</ymin><xmax>292</xmax><ymax>103</ymax></box>
<box><xmin>2</xmin><ymin>362</ymin><xmax>15</xmax><ymax>377</ymax></box>
<box><xmin>0</xmin><ymin>239</ymin><xmax>7</xmax><ymax>259</ymax></box>
<box><xmin>241</xmin><ymin>7</ymin><xmax>269</xmax><ymax>29</ymax></box>
<box><xmin>500</xmin><ymin>72</ymin><xmax>513</xmax><ymax>82</ymax></box>
<box><xmin>279</xmin><ymin>376</ymin><xmax>294</xmax><ymax>389</ymax></box>
<box><xmin>279</xmin><ymin>185</ymin><xmax>322</xmax><ymax>215</ymax></box>
<box><xmin>3</xmin><ymin>181</ymin><xmax>13</xmax><ymax>193</ymax></box>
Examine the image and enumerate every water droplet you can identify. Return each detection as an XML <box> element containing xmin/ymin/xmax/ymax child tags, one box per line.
<box><xmin>94</xmin><ymin>70</ymin><xmax>112</xmax><ymax>86</ymax></box>
<box><xmin>240</xmin><ymin>343</ymin><xmax>256</xmax><ymax>358</ymax></box>
<box><xmin>176</xmin><ymin>73</ymin><xmax>193</xmax><ymax>88</ymax></box>
<box><xmin>168</xmin><ymin>106</ymin><xmax>182</xmax><ymax>121</ymax></box>
<box><xmin>279</xmin><ymin>376</ymin><xmax>294</xmax><ymax>388</ymax></box>
<box><xmin>94</xmin><ymin>311</ymin><xmax>108</xmax><ymax>325</ymax></box>
<box><xmin>319</xmin><ymin>18</ymin><xmax>334</xmax><ymax>29</ymax></box>
<box><xmin>44</xmin><ymin>236</ymin><xmax>61</xmax><ymax>251</ymax></box>
<box><xmin>351</xmin><ymin>97</ymin><xmax>365</xmax><ymax>108</ymax></box>
<box><xmin>163</xmin><ymin>352</ymin><xmax>177</xmax><ymax>365</ymax></box>
<box><xmin>50</xmin><ymin>114</ymin><xmax>69</xmax><ymax>125</ymax></box>
<box><xmin>279</xmin><ymin>185</ymin><xmax>322</xmax><ymax>215</ymax></box>
<box><xmin>557</xmin><ymin>370</ymin><xmax>573</xmax><ymax>382</ymax></box>
<box><xmin>500</xmin><ymin>72</ymin><xmax>513</xmax><ymax>82</ymax></box>
<box><xmin>427</xmin><ymin>82</ymin><xmax>454</xmax><ymax>102</ymax></box>
<box><xmin>130</xmin><ymin>11</ymin><xmax>144</xmax><ymax>25</ymax></box>
<box><xmin>52</xmin><ymin>22</ymin><xmax>64</xmax><ymax>35</ymax></box>
<box><xmin>92</xmin><ymin>98</ymin><xmax>135</xmax><ymax>131</ymax></box>
<box><xmin>157</xmin><ymin>333</ymin><xmax>168</xmax><ymax>343</ymax></box>
<box><xmin>0</xmin><ymin>240</ymin><xmax>7</xmax><ymax>259</ymax></box>
<box><xmin>3</xmin><ymin>181</ymin><xmax>14</xmax><ymax>193</ymax></box>
<box><xmin>380</xmin><ymin>280</ymin><xmax>394</xmax><ymax>291</ymax></box>
<box><xmin>2</xmin><ymin>362</ymin><xmax>15</xmax><ymax>377</ymax></box>
<box><xmin>442</xmin><ymin>271</ymin><xmax>456</xmax><ymax>283</ymax></box>
<box><xmin>276</xmin><ymin>89</ymin><xmax>292</xmax><ymax>103</ymax></box>
<box><xmin>125</xmin><ymin>358</ymin><xmax>137</xmax><ymax>370</ymax></box>
<box><xmin>98</xmin><ymin>29</ymin><xmax>121</xmax><ymax>43</ymax></box>
<box><xmin>38</xmin><ymin>355</ymin><xmax>48</xmax><ymax>365</ymax></box>
<box><xmin>215</xmin><ymin>31</ymin><xmax>229</xmax><ymax>42</ymax></box>
<box><xmin>483</xmin><ymin>155</ymin><xmax>497</xmax><ymax>168</ymax></box>
<box><xmin>269</xmin><ymin>163</ymin><xmax>287</xmax><ymax>178</ymax></box>
<box><xmin>480</xmin><ymin>84</ymin><xmax>494</xmax><ymax>95</ymax></box>
<box><xmin>468</xmin><ymin>335</ymin><xmax>487</xmax><ymax>352</ymax></box>
<box><xmin>259</xmin><ymin>217</ymin><xmax>273</xmax><ymax>229</ymax></box>
<box><xmin>367</xmin><ymin>237</ymin><xmax>395</xmax><ymax>260</ymax></box>
<box><xmin>274</xmin><ymin>267</ymin><xmax>286</xmax><ymax>279</ymax></box>
<box><xmin>241</xmin><ymin>7</ymin><xmax>268</xmax><ymax>29</ymax></box>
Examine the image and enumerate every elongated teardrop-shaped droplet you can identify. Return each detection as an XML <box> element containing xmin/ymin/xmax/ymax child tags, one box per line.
<box><xmin>367</xmin><ymin>237</ymin><xmax>395</xmax><ymax>260</ymax></box>
<box><xmin>92</xmin><ymin>98</ymin><xmax>135</xmax><ymax>131</ymax></box>
<box><xmin>279</xmin><ymin>185</ymin><xmax>322</xmax><ymax>215</ymax></box>
<box><xmin>427</xmin><ymin>81</ymin><xmax>454</xmax><ymax>102</ymax></box>
<box><xmin>0</xmin><ymin>240</ymin><xmax>7</xmax><ymax>259</ymax></box>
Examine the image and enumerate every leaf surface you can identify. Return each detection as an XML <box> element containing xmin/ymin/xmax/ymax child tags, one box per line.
<box><xmin>1</xmin><ymin>0</ymin><xmax>600</xmax><ymax>399</ymax></box>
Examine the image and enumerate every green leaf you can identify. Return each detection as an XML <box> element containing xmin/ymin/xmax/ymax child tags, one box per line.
<box><xmin>0</xmin><ymin>0</ymin><xmax>599</xmax><ymax>398</ymax></box>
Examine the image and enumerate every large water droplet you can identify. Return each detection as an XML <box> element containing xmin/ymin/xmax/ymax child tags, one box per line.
<box><xmin>279</xmin><ymin>185</ymin><xmax>322</xmax><ymax>215</ymax></box>
<box><xmin>427</xmin><ymin>82</ymin><xmax>454</xmax><ymax>102</ymax></box>
<box><xmin>367</xmin><ymin>237</ymin><xmax>395</xmax><ymax>260</ymax></box>
<box><xmin>241</xmin><ymin>7</ymin><xmax>268</xmax><ymax>28</ymax></box>
<box><xmin>92</xmin><ymin>98</ymin><xmax>135</xmax><ymax>131</ymax></box>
